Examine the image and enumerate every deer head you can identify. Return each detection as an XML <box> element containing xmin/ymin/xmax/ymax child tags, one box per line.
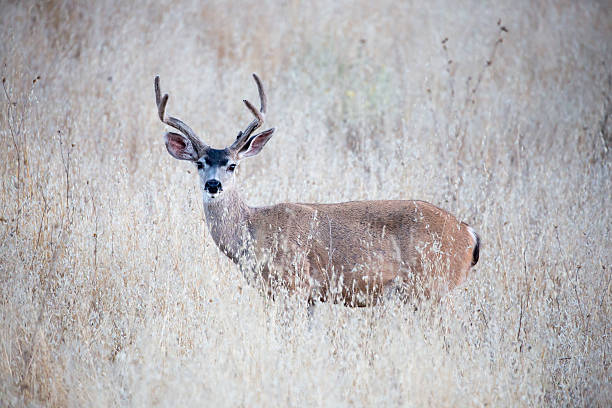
<box><xmin>155</xmin><ymin>74</ymin><xmax>275</xmax><ymax>202</ymax></box>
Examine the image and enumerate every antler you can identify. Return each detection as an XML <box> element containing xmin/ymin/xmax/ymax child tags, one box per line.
<box><xmin>154</xmin><ymin>76</ymin><xmax>208</xmax><ymax>155</ymax></box>
<box><xmin>231</xmin><ymin>73</ymin><xmax>268</xmax><ymax>151</ymax></box>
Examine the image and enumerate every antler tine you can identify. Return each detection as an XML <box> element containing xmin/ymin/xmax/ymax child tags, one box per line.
<box><xmin>154</xmin><ymin>76</ymin><xmax>168</xmax><ymax>121</ymax></box>
<box><xmin>231</xmin><ymin>73</ymin><xmax>268</xmax><ymax>150</ymax></box>
<box><xmin>252</xmin><ymin>73</ymin><xmax>266</xmax><ymax>114</ymax></box>
<box><xmin>242</xmin><ymin>99</ymin><xmax>264</xmax><ymax>132</ymax></box>
<box><xmin>154</xmin><ymin>76</ymin><xmax>208</xmax><ymax>154</ymax></box>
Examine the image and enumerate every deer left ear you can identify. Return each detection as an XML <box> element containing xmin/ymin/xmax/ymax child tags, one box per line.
<box><xmin>237</xmin><ymin>128</ymin><xmax>275</xmax><ymax>159</ymax></box>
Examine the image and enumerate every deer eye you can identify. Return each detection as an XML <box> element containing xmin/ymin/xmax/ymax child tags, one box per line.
<box><xmin>227</xmin><ymin>164</ymin><xmax>236</xmax><ymax>172</ymax></box>
<box><xmin>196</xmin><ymin>162</ymin><xmax>203</xmax><ymax>170</ymax></box>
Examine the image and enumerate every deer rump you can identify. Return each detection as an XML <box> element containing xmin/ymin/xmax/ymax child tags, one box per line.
<box><xmin>242</xmin><ymin>200</ymin><xmax>477</xmax><ymax>306</ymax></box>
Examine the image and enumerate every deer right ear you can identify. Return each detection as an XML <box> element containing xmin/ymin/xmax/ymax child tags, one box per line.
<box><xmin>164</xmin><ymin>132</ymin><xmax>199</xmax><ymax>161</ymax></box>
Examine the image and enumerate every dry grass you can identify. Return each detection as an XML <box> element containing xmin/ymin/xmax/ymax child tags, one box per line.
<box><xmin>1</xmin><ymin>0</ymin><xmax>610</xmax><ymax>406</ymax></box>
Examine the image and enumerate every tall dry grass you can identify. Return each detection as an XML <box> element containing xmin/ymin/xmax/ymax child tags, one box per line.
<box><xmin>0</xmin><ymin>0</ymin><xmax>610</xmax><ymax>406</ymax></box>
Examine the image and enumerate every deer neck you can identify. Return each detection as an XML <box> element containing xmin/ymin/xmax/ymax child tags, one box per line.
<box><xmin>202</xmin><ymin>189</ymin><xmax>252</xmax><ymax>263</ymax></box>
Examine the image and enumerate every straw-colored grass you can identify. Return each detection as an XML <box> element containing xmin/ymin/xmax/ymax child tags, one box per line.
<box><xmin>1</xmin><ymin>0</ymin><xmax>610</xmax><ymax>406</ymax></box>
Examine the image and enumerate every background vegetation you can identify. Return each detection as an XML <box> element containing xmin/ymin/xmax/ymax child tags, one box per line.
<box><xmin>1</xmin><ymin>0</ymin><xmax>610</xmax><ymax>406</ymax></box>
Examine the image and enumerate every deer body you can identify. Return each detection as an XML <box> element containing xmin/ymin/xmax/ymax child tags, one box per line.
<box><xmin>203</xmin><ymin>189</ymin><xmax>477</xmax><ymax>305</ymax></box>
<box><xmin>155</xmin><ymin>74</ymin><xmax>479</xmax><ymax>306</ymax></box>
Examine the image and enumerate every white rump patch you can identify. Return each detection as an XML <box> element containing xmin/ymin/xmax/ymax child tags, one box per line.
<box><xmin>467</xmin><ymin>226</ymin><xmax>478</xmax><ymax>246</ymax></box>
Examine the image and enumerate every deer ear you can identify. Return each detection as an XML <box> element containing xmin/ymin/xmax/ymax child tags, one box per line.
<box><xmin>237</xmin><ymin>128</ymin><xmax>275</xmax><ymax>159</ymax></box>
<box><xmin>164</xmin><ymin>132</ymin><xmax>199</xmax><ymax>161</ymax></box>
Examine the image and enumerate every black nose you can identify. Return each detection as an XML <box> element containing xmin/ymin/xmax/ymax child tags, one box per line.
<box><xmin>205</xmin><ymin>179</ymin><xmax>222</xmax><ymax>194</ymax></box>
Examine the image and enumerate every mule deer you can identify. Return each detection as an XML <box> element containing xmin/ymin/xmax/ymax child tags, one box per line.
<box><xmin>155</xmin><ymin>74</ymin><xmax>480</xmax><ymax>307</ymax></box>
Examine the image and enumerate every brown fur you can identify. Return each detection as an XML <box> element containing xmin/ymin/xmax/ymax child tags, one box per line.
<box><xmin>204</xmin><ymin>190</ymin><xmax>478</xmax><ymax>306</ymax></box>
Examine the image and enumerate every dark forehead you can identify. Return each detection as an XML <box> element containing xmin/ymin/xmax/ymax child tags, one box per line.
<box><xmin>203</xmin><ymin>148</ymin><xmax>230</xmax><ymax>166</ymax></box>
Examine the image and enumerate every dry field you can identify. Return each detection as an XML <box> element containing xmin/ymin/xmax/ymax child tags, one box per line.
<box><xmin>1</xmin><ymin>0</ymin><xmax>611</xmax><ymax>406</ymax></box>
